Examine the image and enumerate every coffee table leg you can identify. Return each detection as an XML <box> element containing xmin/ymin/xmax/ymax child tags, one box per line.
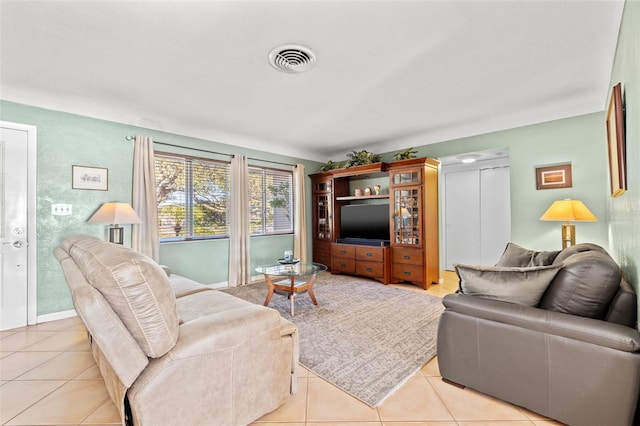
<box><xmin>307</xmin><ymin>273</ymin><xmax>318</xmax><ymax>306</ymax></box>
<box><xmin>263</xmin><ymin>274</ymin><xmax>275</xmax><ymax>307</ymax></box>
<box><xmin>290</xmin><ymin>276</ymin><xmax>295</xmax><ymax>316</ymax></box>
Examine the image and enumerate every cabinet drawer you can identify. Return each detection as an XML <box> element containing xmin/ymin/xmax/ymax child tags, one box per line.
<box><xmin>332</xmin><ymin>258</ymin><xmax>356</xmax><ymax>273</ymax></box>
<box><xmin>392</xmin><ymin>263</ymin><xmax>424</xmax><ymax>284</ymax></box>
<box><xmin>355</xmin><ymin>246</ymin><xmax>384</xmax><ymax>262</ymax></box>
<box><xmin>356</xmin><ymin>261</ymin><xmax>384</xmax><ymax>278</ymax></box>
<box><xmin>314</xmin><ymin>254</ymin><xmax>332</xmax><ymax>268</ymax></box>
<box><xmin>332</xmin><ymin>244</ymin><xmax>355</xmax><ymax>258</ymax></box>
<box><xmin>392</xmin><ymin>248</ymin><xmax>424</xmax><ymax>266</ymax></box>
<box><xmin>314</xmin><ymin>242</ymin><xmax>332</xmax><ymax>256</ymax></box>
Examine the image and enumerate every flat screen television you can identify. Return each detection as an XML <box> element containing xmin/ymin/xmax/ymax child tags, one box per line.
<box><xmin>340</xmin><ymin>203</ymin><xmax>390</xmax><ymax>242</ymax></box>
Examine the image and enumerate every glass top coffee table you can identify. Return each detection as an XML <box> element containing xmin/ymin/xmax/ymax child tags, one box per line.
<box><xmin>255</xmin><ymin>262</ymin><xmax>327</xmax><ymax>316</ymax></box>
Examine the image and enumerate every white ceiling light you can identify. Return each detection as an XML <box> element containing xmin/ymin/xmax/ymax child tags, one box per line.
<box><xmin>269</xmin><ymin>44</ymin><xmax>316</xmax><ymax>73</ymax></box>
<box><xmin>459</xmin><ymin>154</ymin><xmax>481</xmax><ymax>163</ymax></box>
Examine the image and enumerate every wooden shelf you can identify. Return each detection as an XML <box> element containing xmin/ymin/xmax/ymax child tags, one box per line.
<box><xmin>335</xmin><ymin>194</ymin><xmax>390</xmax><ymax>201</ymax></box>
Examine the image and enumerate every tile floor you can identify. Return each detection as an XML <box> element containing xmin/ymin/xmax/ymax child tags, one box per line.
<box><xmin>0</xmin><ymin>271</ymin><xmax>564</xmax><ymax>425</ymax></box>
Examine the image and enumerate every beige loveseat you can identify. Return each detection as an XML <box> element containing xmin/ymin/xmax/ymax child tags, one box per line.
<box><xmin>54</xmin><ymin>235</ymin><xmax>298</xmax><ymax>426</ymax></box>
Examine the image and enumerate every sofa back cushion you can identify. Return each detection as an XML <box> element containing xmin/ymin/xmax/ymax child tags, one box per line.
<box><xmin>62</xmin><ymin>235</ymin><xmax>179</xmax><ymax>358</ymax></box>
<box><xmin>539</xmin><ymin>249</ymin><xmax>622</xmax><ymax>319</ymax></box>
<box><xmin>495</xmin><ymin>242</ymin><xmax>560</xmax><ymax>267</ymax></box>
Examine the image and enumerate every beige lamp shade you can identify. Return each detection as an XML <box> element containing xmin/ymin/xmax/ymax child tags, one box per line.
<box><xmin>539</xmin><ymin>199</ymin><xmax>597</xmax><ymax>222</ymax></box>
<box><xmin>88</xmin><ymin>202</ymin><xmax>142</xmax><ymax>244</ymax></box>
<box><xmin>540</xmin><ymin>199</ymin><xmax>596</xmax><ymax>249</ymax></box>
<box><xmin>88</xmin><ymin>202</ymin><xmax>142</xmax><ymax>225</ymax></box>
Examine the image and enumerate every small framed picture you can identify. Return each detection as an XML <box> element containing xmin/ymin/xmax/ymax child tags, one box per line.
<box><xmin>535</xmin><ymin>163</ymin><xmax>572</xmax><ymax>190</ymax></box>
<box><xmin>72</xmin><ymin>165</ymin><xmax>108</xmax><ymax>191</ymax></box>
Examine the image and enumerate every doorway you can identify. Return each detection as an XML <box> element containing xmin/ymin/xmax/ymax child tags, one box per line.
<box><xmin>0</xmin><ymin>121</ymin><xmax>37</xmax><ymax>330</ymax></box>
<box><xmin>442</xmin><ymin>152</ymin><xmax>511</xmax><ymax>270</ymax></box>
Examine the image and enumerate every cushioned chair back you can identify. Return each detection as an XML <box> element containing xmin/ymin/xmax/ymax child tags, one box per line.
<box><xmin>606</xmin><ymin>278</ymin><xmax>638</xmax><ymax>328</ymax></box>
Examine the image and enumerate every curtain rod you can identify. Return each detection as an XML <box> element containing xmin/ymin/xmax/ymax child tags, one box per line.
<box><xmin>126</xmin><ymin>136</ymin><xmax>297</xmax><ymax>167</ymax></box>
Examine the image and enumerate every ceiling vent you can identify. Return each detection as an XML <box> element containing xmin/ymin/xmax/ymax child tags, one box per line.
<box><xmin>269</xmin><ymin>44</ymin><xmax>316</xmax><ymax>73</ymax></box>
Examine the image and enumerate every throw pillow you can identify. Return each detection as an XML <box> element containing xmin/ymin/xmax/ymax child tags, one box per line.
<box><xmin>495</xmin><ymin>242</ymin><xmax>560</xmax><ymax>267</ymax></box>
<box><xmin>539</xmin><ymin>250</ymin><xmax>622</xmax><ymax>319</ymax></box>
<box><xmin>455</xmin><ymin>263</ymin><xmax>562</xmax><ymax>306</ymax></box>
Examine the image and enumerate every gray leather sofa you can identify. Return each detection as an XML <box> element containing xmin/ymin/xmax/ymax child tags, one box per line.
<box><xmin>437</xmin><ymin>243</ymin><xmax>640</xmax><ymax>426</ymax></box>
<box><xmin>54</xmin><ymin>235</ymin><xmax>298</xmax><ymax>426</ymax></box>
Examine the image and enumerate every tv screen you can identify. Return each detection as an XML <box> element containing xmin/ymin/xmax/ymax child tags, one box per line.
<box><xmin>340</xmin><ymin>204</ymin><xmax>390</xmax><ymax>241</ymax></box>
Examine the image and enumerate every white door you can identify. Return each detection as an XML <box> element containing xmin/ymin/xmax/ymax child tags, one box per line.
<box><xmin>445</xmin><ymin>169</ymin><xmax>481</xmax><ymax>269</ymax></box>
<box><xmin>1</xmin><ymin>122</ymin><xmax>35</xmax><ymax>331</ymax></box>
<box><xmin>444</xmin><ymin>163</ymin><xmax>511</xmax><ymax>270</ymax></box>
<box><xmin>480</xmin><ymin>167</ymin><xmax>511</xmax><ymax>264</ymax></box>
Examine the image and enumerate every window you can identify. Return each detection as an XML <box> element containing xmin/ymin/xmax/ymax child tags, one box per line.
<box><xmin>155</xmin><ymin>153</ymin><xmax>230</xmax><ymax>241</ymax></box>
<box><xmin>248</xmin><ymin>166</ymin><xmax>294</xmax><ymax>235</ymax></box>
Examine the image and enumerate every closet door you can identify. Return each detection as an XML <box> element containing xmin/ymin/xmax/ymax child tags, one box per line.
<box><xmin>480</xmin><ymin>167</ymin><xmax>511</xmax><ymax>264</ymax></box>
<box><xmin>444</xmin><ymin>169</ymin><xmax>480</xmax><ymax>269</ymax></box>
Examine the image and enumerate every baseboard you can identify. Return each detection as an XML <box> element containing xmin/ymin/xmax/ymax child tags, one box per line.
<box><xmin>37</xmin><ymin>309</ymin><xmax>77</xmax><ymax>324</ymax></box>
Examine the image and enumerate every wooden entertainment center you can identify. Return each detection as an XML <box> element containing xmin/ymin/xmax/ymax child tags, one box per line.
<box><xmin>310</xmin><ymin>157</ymin><xmax>439</xmax><ymax>289</ymax></box>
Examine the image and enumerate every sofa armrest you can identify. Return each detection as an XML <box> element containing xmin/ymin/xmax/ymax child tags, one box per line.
<box><xmin>442</xmin><ymin>293</ymin><xmax>640</xmax><ymax>352</ymax></box>
<box><xmin>169</xmin><ymin>304</ymin><xmax>291</xmax><ymax>358</ymax></box>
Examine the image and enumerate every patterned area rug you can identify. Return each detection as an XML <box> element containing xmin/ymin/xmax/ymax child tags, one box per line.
<box><xmin>222</xmin><ymin>273</ymin><xmax>444</xmax><ymax>407</ymax></box>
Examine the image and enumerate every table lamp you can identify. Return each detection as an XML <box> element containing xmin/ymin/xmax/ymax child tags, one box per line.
<box><xmin>539</xmin><ymin>199</ymin><xmax>597</xmax><ymax>249</ymax></box>
<box><xmin>88</xmin><ymin>202</ymin><xmax>142</xmax><ymax>244</ymax></box>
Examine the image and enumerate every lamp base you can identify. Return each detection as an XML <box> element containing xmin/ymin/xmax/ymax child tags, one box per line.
<box><xmin>561</xmin><ymin>223</ymin><xmax>575</xmax><ymax>249</ymax></box>
<box><xmin>108</xmin><ymin>226</ymin><xmax>124</xmax><ymax>245</ymax></box>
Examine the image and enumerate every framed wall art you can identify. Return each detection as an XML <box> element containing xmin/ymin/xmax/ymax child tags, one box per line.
<box><xmin>535</xmin><ymin>163</ymin><xmax>572</xmax><ymax>190</ymax></box>
<box><xmin>72</xmin><ymin>165</ymin><xmax>108</xmax><ymax>191</ymax></box>
<box><xmin>606</xmin><ymin>82</ymin><xmax>627</xmax><ymax>197</ymax></box>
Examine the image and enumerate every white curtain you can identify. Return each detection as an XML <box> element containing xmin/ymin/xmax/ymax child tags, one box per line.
<box><xmin>132</xmin><ymin>135</ymin><xmax>160</xmax><ymax>261</ymax></box>
<box><xmin>293</xmin><ymin>164</ymin><xmax>308</xmax><ymax>263</ymax></box>
<box><xmin>228</xmin><ymin>154</ymin><xmax>251</xmax><ymax>287</ymax></box>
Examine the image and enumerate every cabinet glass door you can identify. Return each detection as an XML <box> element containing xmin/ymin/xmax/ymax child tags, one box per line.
<box><xmin>315</xmin><ymin>194</ymin><xmax>331</xmax><ymax>240</ymax></box>
<box><xmin>392</xmin><ymin>170</ymin><xmax>421</xmax><ymax>185</ymax></box>
<box><xmin>392</xmin><ymin>188</ymin><xmax>421</xmax><ymax>246</ymax></box>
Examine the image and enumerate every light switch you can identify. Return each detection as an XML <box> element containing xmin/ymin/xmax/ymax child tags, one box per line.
<box><xmin>52</xmin><ymin>204</ymin><xmax>72</xmax><ymax>216</ymax></box>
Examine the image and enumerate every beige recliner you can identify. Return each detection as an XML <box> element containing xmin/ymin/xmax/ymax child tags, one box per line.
<box><xmin>54</xmin><ymin>235</ymin><xmax>298</xmax><ymax>426</ymax></box>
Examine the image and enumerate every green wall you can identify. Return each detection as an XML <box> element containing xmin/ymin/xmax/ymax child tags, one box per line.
<box><xmin>376</xmin><ymin>112</ymin><xmax>610</xmax><ymax>255</ymax></box>
<box><xmin>0</xmin><ymin>101</ymin><xmax>321</xmax><ymax>316</ymax></box>
<box><xmin>607</xmin><ymin>0</ymin><xmax>639</xmax><ymax>325</ymax></box>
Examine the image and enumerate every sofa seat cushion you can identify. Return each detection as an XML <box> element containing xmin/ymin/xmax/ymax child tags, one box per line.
<box><xmin>176</xmin><ymin>289</ymin><xmax>259</xmax><ymax>324</ymax></box>
<box><xmin>455</xmin><ymin>263</ymin><xmax>562</xmax><ymax>306</ymax></box>
<box><xmin>169</xmin><ymin>274</ymin><xmax>214</xmax><ymax>298</ymax></box>
<box><xmin>495</xmin><ymin>242</ymin><xmax>560</xmax><ymax>267</ymax></box>
<box><xmin>540</xmin><ymin>250</ymin><xmax>622</xmax><ymax>319</ymax></box>
<box><xmin>62</xmin><ymin>235</ymin><xmax>179</xmax><ymax>358</ymax></box>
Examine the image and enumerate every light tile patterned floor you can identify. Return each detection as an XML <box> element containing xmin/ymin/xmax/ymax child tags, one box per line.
<box><xmin>0</xmin><ymin>271</ymin><xmax>564</xmax><ymax>425</ymax></box>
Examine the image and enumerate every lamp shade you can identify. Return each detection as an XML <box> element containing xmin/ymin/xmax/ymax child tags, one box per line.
<box><xmin>88</xmin><ymin>202</ymin><xmax>142</xmax><ymax>225</ymax></box>
<box><xmin>539</xmin><ymin>199</ymin><xmax>597</xmax><ymax>222</ymax></box>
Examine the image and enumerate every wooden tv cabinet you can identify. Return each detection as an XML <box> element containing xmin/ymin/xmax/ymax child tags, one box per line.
<box><xmin>309</xmin><ymin>158</ymin><xmax>439</xmax><ymax>289</ymax></box>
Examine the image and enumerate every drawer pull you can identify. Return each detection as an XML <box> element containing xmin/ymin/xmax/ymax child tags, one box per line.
<box><xmin>341</xmin><ymin>263</ymin><xmax>347</xmax><ymax>267</ymax></box>
<box><xmin>340</xmin><ymin>249</ymin><xmax>347</xmax><ymax>254</ymax></box>
<box><xmin>366</xmin><ymin>267</ymin><xmax>372</xmax><ymax>272</ymax></box>
<box><xmin>403</xmin><ymin>255</ymin><xmax>411</xmax><ymax>259</ymax></box>
<box><xmin>366</xmin><ymin>252</ymin><xmax>372</xmax><ymax>257</ymax></box>
<box><xmin>404</xmin><ymin>271</ymin><xmax>411</xmax><ymax>276</ymax></box>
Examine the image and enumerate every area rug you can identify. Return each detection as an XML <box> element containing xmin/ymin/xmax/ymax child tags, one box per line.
<box><xmin>222</xmin><ymin>273</ymin><xmax>444</xmax><ymax>407</ymax></box>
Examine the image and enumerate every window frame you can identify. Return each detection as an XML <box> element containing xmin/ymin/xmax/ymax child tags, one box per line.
<box><xmin>155</xmin><ymin>151</ymin><xmax>231</xmax><ymax>242</ymax></box>
<box><xmin>248</xmin><ymin>165</ymin><xmax>295</xmax><ymax>236</ymax></box>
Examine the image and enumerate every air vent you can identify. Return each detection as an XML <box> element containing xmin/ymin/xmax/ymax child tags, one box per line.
<box><xmin>269</xmin><ymin>44</ymin><xmax>316</xmax><ymax>73</ymax></box>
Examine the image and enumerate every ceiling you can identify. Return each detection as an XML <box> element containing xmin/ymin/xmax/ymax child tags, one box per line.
<box><xmin>0</xmin><ymin>1</ymin><xmax>624</xmax><ymax>162</ymax></box>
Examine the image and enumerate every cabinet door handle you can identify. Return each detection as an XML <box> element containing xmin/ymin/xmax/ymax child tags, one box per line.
<box><xmin>403</xmin><ymin>255</ymin><xmax>411</xmax><ymax>260</ymax></box>
<box><xmin>366</xmin><ymin>252</ymin><xmax>372</xmax><ymax>257</ymax></box>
